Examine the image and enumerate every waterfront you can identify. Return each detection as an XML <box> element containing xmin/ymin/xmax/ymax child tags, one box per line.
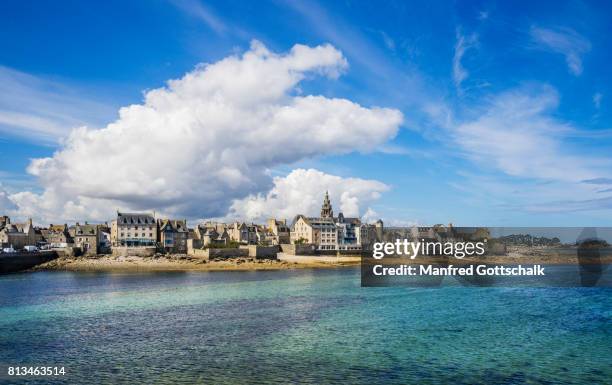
<box><xmin>0</xmin><ymin>268</ymin><xmax>610</xmax><ymax>384</ymax></box>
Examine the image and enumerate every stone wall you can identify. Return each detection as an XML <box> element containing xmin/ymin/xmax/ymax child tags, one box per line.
<box><xmin>240</xmin><ymin>245</ymin><xmax>279</xmax><ymax>259</ymax></box>
<box><xmin>207</xmin><ymin>248</ymin><xmax>248</xmax><ymax>259</ymax></box>
<box><xmin>111</xmin><ymin>246</ymin><xmax>157</xmax><ymax>257</ymax></box>
<box><xmin>279</xmin><ymin>243</ymin><xmax>317</xmax><ymax>256</ymax></box>
<box><xmin>188</xmin><ymin>248</ymin><xmax>209</xmax><ymax>260</ymax></box>
<box><xmin>54</xmin><ymin>247</ymin><xmax>81</xmax><ymax>258</ymax></box>
<box><xmin>187</xmin><ymin>244</ymin><xmax>249</xmax><ymax>260</ymax></box>
<box><xmin>187</xmin><ymin>239</ymin><xmax>203</xmax><ymax>255</ymax></box>
<box><xmin>0</xmin><ymin>251</ymin><xmax>58</xmax><ymax>274</ymax></box>
<box><xmin>277</xmin><ymin>254</ymin><xmax>361</xmax><ymax>264</ymax></box>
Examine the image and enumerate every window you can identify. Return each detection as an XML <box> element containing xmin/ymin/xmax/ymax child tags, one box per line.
<box><xmin>149</xmin><ymin>233</ymin><xmax>153</xmax><ymax>237</ymax></box>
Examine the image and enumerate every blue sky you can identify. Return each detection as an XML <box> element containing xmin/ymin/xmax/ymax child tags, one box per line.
<box><xmin>0</xmin><ymin>0</ymin><xmax>611</xmax><ymax>226</ymax></box>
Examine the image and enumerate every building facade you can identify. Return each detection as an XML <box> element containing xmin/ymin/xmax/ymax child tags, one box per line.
<box><xmin>267</xmin><ymin>218</ymin><xmax>290</xmax><ymax>245</ymax></box>
<box><xmin>46</xmin><ymin>224</ymin><xmax>74</xmax><ymax>248</ymax></box>
<box><xmin>290</xmin><ymin>192</ymin><xmax>383</xmax><ymax>252</ymax></box>
<box><xmin>158</xmin><ymin>219</ymin><xmax>189</xmax><ymax>253</ymax></box>
<box><xmin>72</xmin><ymin>223</ymin><xmax>101</xmax><ymax>255</ymax></box>
<box><xmin>226</xmin><ymin>222</ymin><xmax>259</xmax><ymax>244</ymax></box>
<box><xmin>194</xmin><ymin>223</ymin><xmax>230</xmax><ymax>247</ymax></box>
<box><xmin>110</xmin><ymin>212</ymin><xmax>157</xmax><ymax>247</ymax></box>
<box><xmin>0</xmin><ymin>218</ymin><xmax>40</xmax><ymax>250</ymax></box>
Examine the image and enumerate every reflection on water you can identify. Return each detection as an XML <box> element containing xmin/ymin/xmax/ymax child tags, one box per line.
<box><xmin>0</xmin><ymin>268</ymin><xmax>610</xmax><ymax>384</ymax></box>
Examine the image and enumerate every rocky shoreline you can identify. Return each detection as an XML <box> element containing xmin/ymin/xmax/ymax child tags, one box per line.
<box><xmin>33</xmin><ymin>254</ymin><xmax>360</xmax><ymax>273</ymax></box>
<box><xmin>30</xmin><ymin>245</ymin><xmax>612</xmax><ymax>273</ymax></box>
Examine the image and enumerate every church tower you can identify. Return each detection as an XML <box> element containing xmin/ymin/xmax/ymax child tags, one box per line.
<box><xmin>320</xmin><ymin>191</ymin><xmax>334</xmax><ymax>218</ymax></box>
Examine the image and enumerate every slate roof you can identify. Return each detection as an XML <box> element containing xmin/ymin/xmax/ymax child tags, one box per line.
<box><xmin>158</xmin><ymin>219</ymin><xmax>188</xmax><ymax>233</ymax></box>
<box><xmin>74</xmin><ymin>224</ymin><xmax>97</xmax><ymax>235</ymax></box>
<box><xmin>117</xmin><ymin>212</ymin><xmax>155</xmax><ymax>225</ymax></box>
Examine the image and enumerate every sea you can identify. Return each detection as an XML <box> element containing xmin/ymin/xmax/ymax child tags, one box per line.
<box><xmin>0</xmin><ymin>267</ymin><xmax>610</xmax><ymax>384</ymax></box>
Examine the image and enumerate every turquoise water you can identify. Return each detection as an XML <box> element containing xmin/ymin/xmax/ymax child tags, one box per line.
<box><xmin>0</xmin><ymin>268</ymin><xmax>610</xmax><ymax>384</ymax></box>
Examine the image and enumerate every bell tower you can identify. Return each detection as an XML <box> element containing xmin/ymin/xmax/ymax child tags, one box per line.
<box><xmin>320</xmin><ymin>191</ymin><xmax>334</xmax><ymax>218</ymax></box>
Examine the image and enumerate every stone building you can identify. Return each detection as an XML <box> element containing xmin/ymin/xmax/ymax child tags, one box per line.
<box><xmin>0</xmin><ymin>218</ymin><xmax>40</xmax><ymax>250</ymax></box>
<box><xmin>202</xmin><ymin>228</ymin><xmax>230</xmax><ymax>247</ymax></box>
<box><xmin>110</xmin><ymin>212</ymin><xmax>157</xmax><ymax>247</ymax></box>
<box><xmin>410</xmin><ymin>226</ymin><xmax>437</xmax><ymax>240</ymax></box>
<box><xmin>375</xmin><ymin>219</ymin><xmax>384</xmax><ymax>242</ymax></box>
<box><xmin>194</xmin><ymin>223</ymin><xmax>230</xmax><ymax>247</ymax></box>
<box><xmin>158</xmin><ymin>219</ymin><xmax>189</xmax><ymax>253</ymax></box>
<box><xmin>46</xmin><ymin>224</ymin><xmax>74</xmax><ymax>248</ymax></box>
<box><xmin>247</xmin><ymin>224</ymin><xmax>259</xmax><ymax>244</ymax></box>
<box><xmin>290</xmin><ymin>192</ymin><xmax>383</xmax><ymax>252</ymax></box>
<box><xmin>228</xmin><ymin>222</ymin><xmax>249</xmax><ymax>244</ymax></box>
<box><xmin>72</xmin><ymin>223</ymin><xmax>102</xmax><ymax>255</ymax></box>
<box><xmin>267</xmin><ymin>218</ymin><xmax>290</xmax><ymax>245</ymax></box>
<box><xmin>320</xmin><ymin>191</ymin><xmax>333</xmax><ymax>218</ymax></box>
<box><xmin>97</xmin><ymin>223</ymin><xmax>111</xmax><ymax>251</ymax></box>
<box><xmin>227</xmin><ymin>222</ymin><xmax>259</xmax><ymax>244</ymax></box>
<box><xmin>291</xmin><ymin>215</ymin><xmax>337</xmax><ymax>250</ymax></box>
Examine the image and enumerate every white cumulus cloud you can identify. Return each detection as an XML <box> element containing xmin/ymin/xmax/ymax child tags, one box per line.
<box><xmin>226</xmin><ymin>168</ymin><xmax>389</xmax><ymax>223</ymax></box>
<box><xmin>5</xmin><ymin>41</ymin><xmax>403</xmax><ymax>224</ymax></box>
<box><xmin>0</xmin><ymin>186</ymin><xmax>17</xmax><ymax>213</ymax></box>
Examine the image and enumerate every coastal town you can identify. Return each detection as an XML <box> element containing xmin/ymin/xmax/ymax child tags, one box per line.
<box><xmin>3</xmin><ymin>191</ymin><xmax>597</xmax><ymax>273</ymax></box>
<box><xmin>0</xmin><ymin>192</ymin><xmax>386</xmax><ymax>264</ymax></box>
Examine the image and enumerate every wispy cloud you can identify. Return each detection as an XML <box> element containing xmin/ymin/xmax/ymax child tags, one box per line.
<box><xmin>379</xmin><ymin>31</ymin><xmax>396</xmax><ymax>51</ymax></box>
<box><xmin>429</xmin><ymin>83</ymin><xmax>612</xmax><ymax>215</ymax></box>
<box><xmin>451</xmin><ymin>85</ymin><xmax>607</xmax><ymax>182</ymax></box>
<box><xmin>453</xmin><ymin>28</ymin><xmax>478</xmax><ymax>92</ymax></box>
<box><xmin>530</xmin><ymin>26</ymin><xmax>591</xmax><ymax>76</ymax></box>
<box><xmin>281</xmin><ymin>0</ymin><xmax>432</xmax><ymax>101</ymax></box>
<box><xmin>0</xmin><ymin>66</ymin><xmax>115</xmax><ymax>144</ymax></box>
<box><xmin>170</xmin><ymin>0</ymin><xmax>227</xmax><ymax>35</ymax></box>
<box><xmin>450</xmin><ymin>171</ymin><xmax>612</xmax><ymax>218</ymax></box>
<box><xmin>582</xmin><ymin>177</ymin><xmax>612</xmax><ymax>185</ymax></box>
<box><xmin>520</xmin><ymin>195</ymin><xmax>612</xmax><ymax>213</ymax></box>
<box><xmin>593</xmin><ymin>92</ymin><xmax>602</xmax><ymax>109</ymax></box>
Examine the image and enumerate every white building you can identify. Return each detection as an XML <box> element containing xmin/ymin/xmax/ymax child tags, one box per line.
<box><xmin>110</xmin><ymin>212</ymin><xmax>157</xmax><ymax>247</ymax></box>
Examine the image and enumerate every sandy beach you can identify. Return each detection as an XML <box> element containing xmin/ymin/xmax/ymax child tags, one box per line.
<box><xmin>33</xmin><ymin>254</ymin><xmax>361</xmax><ymax>273</ymax></box>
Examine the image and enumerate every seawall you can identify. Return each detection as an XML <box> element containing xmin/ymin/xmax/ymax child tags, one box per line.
<box><xmin>0</xmin><ymin>251</ymin><xmax>59</xmax><ymax>274</ymax></box>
